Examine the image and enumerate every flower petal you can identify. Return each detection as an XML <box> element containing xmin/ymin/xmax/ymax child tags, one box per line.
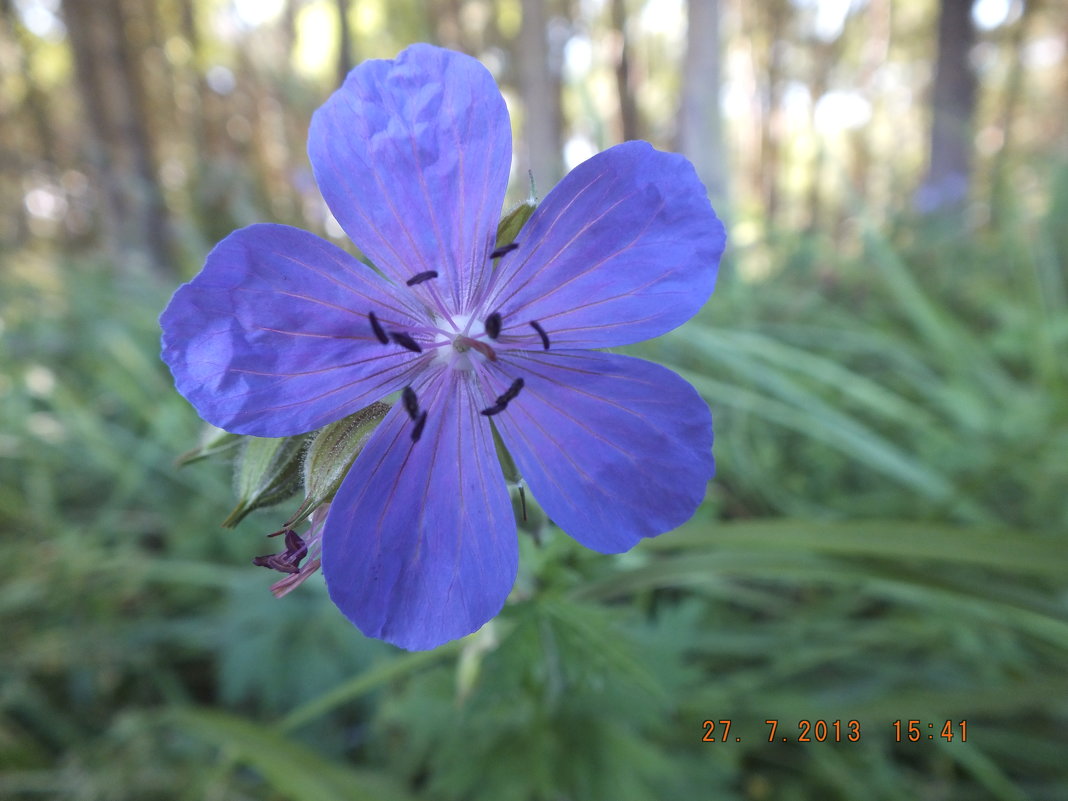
<box><xmin>322</xmin><ymin>369</ymin><xmax>517</xmax><ymax>651</ymax></box>
<box><xmin>309</xmin><ymin>43</ymin><xmax>512</xmax><ymax>314</ymax></box>
<box><xmin>487</xmin><ymin>350</ymin><xmax>713</xmax><ymax>553</ymax></box>
<box><xmin>481</xmin><ymin>141</ymin><xmax>724</xmax><ymax>349</ymax></box>
<box><xmin>160</xmin><ymin>224</ymin><xmax>425</xmax><ymax>436</ymax></box>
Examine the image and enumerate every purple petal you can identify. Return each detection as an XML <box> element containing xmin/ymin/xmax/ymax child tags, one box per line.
<box><xmin>487</xmin><ymin>351</ymin><xmax>713</xmax><ymax>553</ymax></box>
<box><xmin>481</xmin><ymin>141</ymin><xmax>724</xmax><ymax>349</ymax></box>
<box><xmin>160</xmin><ymin>224</ymin><xmax>425</xmax><ymax>436</ymax></box>
<box><xmin>309</xmin><ymin>44</ymin><xmax>511</xmax><ymax>314</ymax></box>
<box><xmin>322</xmin><ymin>369</ymin><xmax>517</xmax><ymax>651</ymax></box>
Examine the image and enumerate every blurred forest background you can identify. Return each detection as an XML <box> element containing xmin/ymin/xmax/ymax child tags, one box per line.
<box><xmin>2</xmin><ymin>0</ymin><xmax>1068</xmax><ymax>799</ymax></box>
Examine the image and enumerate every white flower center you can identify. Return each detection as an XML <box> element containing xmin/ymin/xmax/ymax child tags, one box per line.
<box><xmin>433</xmin><ymin>312</ymin><xmax>492</xmax><ymax>371</ymax></box>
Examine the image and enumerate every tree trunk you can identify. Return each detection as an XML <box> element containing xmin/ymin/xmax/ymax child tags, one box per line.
<box><xmin>60</xmin><ymin>0</ymin><xmax>174</xmax><ymax>275</ymax></box>
<box><xmin>517</xmin><ymin>0</ymin><xmax>564</xmax><ymax>187</ymax></box>
<box><xmin>988</xmin><ymin>0</ymin><xmax>1037</xmax><ymax>218</ymax></box>
<box><xmin>916</xmin><ymin>0</ymin><xmax>978</xmax><ymax>214</ymax></box>
<box><xmin>855</xmin><ymin>0</ymin><xmax>891</xmax><ymax>214</ymax></box>
<box><xmin>336</xmin><ymin>0</ymin><xmax>353</xmax><ymax>84</ymax></box>
<box><xmin>760</xmin><ymin>0</ymin><xmax>788</xmax><ymax>231</ymax></box>
<box><xmin>279</xmin><ymin>0</ymin><xmax>299</xmax><ymax>56</ymax></box>
<box><xmin>1</xmin><ymin>0</ymin><xmax>58</xmax><ymax>169</ymax></box>
<box><xmin>430</xmin><ymin>0</ymin><xmax>465</xmax><ymax>50</ymax></box>
<box><xmin>676</xmin><ymin>0</ymin><xmax>727</xmax><ymax>211</ymax></box>
<box><xmin>610</xmin><ymin>0</ymin><xmax>640</xmax><ymax>142</ymax></box>
<box><xmin>0</xmin><ymin>0</ymin><xmax>59</xmax><ymax>246</ymax></box>
<box><xmin>805</xmin><ymin>36</ymin><xmax>843</xmax><ymax>233</ymax></box>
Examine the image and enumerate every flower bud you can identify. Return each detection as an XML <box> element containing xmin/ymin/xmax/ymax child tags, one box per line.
<box><xmin>222</xmin><ymin>434</ymin><xmax>307</xmax><ymax>528</ymax></box>
<box><xmin>288</xmin><ymin>402</ymin><xmax>390</xmax><ymax>526</ymax></box>
<box><xmin>175</xmin><ymin>424</ymin><xmax>242</xmax><ymax>467</ymax></box>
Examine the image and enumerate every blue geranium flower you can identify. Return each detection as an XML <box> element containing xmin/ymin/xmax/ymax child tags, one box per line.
<box><xmin>161</xmin><ymin>44</ymin><xmax>725</xmax><ymax>650</ymax></box>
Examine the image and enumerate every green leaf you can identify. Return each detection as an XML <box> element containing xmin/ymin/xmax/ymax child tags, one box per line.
<box><xmin>276</xmin><ymin>643</ymin><xmax>463</xmax><ymax>733</ymax></box>
<box><xmin>647</xmin><ymin>518</ymin><xmax>1068</xmax><ymax>578</ymax></box>
<box><xmin>171</xmin><ymin>707</ymin><xmax>418</xmax><ymax>801</ymax></box>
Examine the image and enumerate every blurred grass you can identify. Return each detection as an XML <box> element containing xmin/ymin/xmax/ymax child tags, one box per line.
<box><xmin>1</xmin><ymin>169</ymin><xmax>1066</xmax><ymax>800</ymax></box>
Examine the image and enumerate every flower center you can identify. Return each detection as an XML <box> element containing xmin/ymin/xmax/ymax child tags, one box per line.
<box><xmin>362</xmin><ymin>283</ymin><xmax>551</xmax><ymax>441</ymax></box>
<box><xmin>430</xmin><ymin>313</ymin><xmax>497</xmax><ymax>371</ymax></box>
<box><xmin>455</xmin><ymin>335</ymin><xmax>498</xmax><ymax>362</ymax></box>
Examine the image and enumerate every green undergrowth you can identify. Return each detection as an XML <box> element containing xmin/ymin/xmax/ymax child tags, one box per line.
<box><xmin>1</xmin><ymin>172</ymin><xmax>1066</xmax><ymax>800</ymax></box>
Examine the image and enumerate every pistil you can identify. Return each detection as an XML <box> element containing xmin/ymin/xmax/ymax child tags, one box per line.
<box><xmin>454</xmin><ymin>335</ymin><xmax>498</xmax><ymax>362</ymax></box>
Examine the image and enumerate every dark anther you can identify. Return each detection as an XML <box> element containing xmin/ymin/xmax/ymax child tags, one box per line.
<box><xmin>490</xmin><ymin>242</ymin><xmax>519</xmax><ymax>259</ymax></box>
<box><xmin>282</xmin><ymin>529</ymin><xmax>308</xmax><ymax>560</ymax></box>
<box><xmin>529</xmin><ymin>320</ymin><xmax>550</xmax><ymax>350</ymax></box>
<box><xmin>390</xmin><ymin>331</ymin><xmax>423</xmax><ymax>353</ymax></box>
<box><xmin>485</xmin><ymin>311</ymin><xmax>502</xmax><ymax>340</ymax></box>
<box><xmin>402</xmin><ymin>386</ymin><xmax>419</xmax><ymax>420</ymax></box>
<box><xmin>499</xmin><ymin>377</ymin><xmax>524</xmax><ymax>404</ymax></box>
<box><xmin>369</xmin><ymin>311</ymin><xmax>389</xmax><ymax>344</ymax></box>
<box><xmin>405</xmin><ymin>270</ymin><xmax>439</xmax><ymax>286</ymax></box>
<box><xmin>519</xmin><ymin>485</ymin><xmax>528</xmax><ymax>522</ymax></box>
<box><xmin>480</xmin><ymin>378</ymin><xmax>524</xmax><ymax>416</ymax></box>
<box><xmin>411</xmin><ymin>410</ymin><xmax>428</xmax><ymax>442</ymax></box>
<box><xmin>253</xmin><ymin>528</ymin><xmax>307</xmax><ymax>574</ymax></box>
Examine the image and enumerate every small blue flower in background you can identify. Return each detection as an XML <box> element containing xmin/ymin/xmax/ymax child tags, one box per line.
<box><xmin>160</xmin><ymin>43</ymin><xmax>725</xmax><ymax>650</ymax></box>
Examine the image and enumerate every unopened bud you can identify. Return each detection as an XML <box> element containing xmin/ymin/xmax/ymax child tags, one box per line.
<box><xmin>222</xmin><ymin>434</ymin><xmax>307</xmax><ymax>528</ymax></box>
<box><xmin>176</xmin><ymin>424</ymin><xmax>242</xmax><ymax>467</ymax></box>
<box><xmin>288</xmin><ymin>402</ymin><xmax>390</xmax><ymax>526</ymax></box>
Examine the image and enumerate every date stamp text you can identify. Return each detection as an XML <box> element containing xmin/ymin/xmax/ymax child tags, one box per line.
<box><xmin>701</xmin><ymin>719</ymin><xmax>968</xmax><ymax>743</ymax></box>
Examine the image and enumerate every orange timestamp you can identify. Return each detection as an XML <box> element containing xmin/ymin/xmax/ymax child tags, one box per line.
<box><xmin>701</xmin><ymin>719</ymin><xmax>968</xmax><ymax>743</ymax></box>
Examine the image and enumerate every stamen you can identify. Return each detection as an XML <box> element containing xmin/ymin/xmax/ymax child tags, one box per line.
<box><xmin>282</xmin><ymin>528</ymin><xmax>307</xmax><ymax>557</ymax></box>
<box><xmin>455</xmin><ymin>334</ymin><xmax>498</xmax><ymax>362</ymax></box>
<box><xmin>519</xmin><ymin>484</ymin><xmax>527</xmax><ymax>522</ymax></box>
<box><xmin>468</xmin><ymin>339</ymin><xmax>498</xmax><ymax>362</ymax></box>
<box><xmin>490</xmin><ymin>242</ymin><xmax>519</xmax><ymax>259</ymax></box>
<box><xmin>499</xmin><ymin>377</ymin><xmax>524</xmax><ymax>403</ymax></box>
<box><xmin>529</xmin><ymin>320</ymin><xmax>550</xmax><ymax>350</ymax></box>
<box><xmin>411</xmin><ymin>410</ymin><xmax>428</xmax><ymax>442</ymax></box>
<box><xmin>390</xmin><ymin>331</ymin><xmax>423</xmax><ymax>353</ymax></box>
<box><xmin>405</xmin><ymin>270</ymin><xmax>439</xmax><ymax>286</ymax></box>
<box><xmin>253</xmin><ymin>528</ymin><xmax>307</xmax><ymax>574</ymax></box>
<box><xmin>479</xmin><ymin>378</ymin><xmax>525</xmax><ymax>416</ymax></box>
<box><xmin>368</xmin><ymin>311</ymin><xmax>389</xmax><ymax>344</ymax></box>
<box><xmin>252</xmin><ymin>554</ymin><xmax>300</xmax><ymax>573</ymax></box>
<box><xmin>485</xmin><ymin>311</ymin><xmax>502</xmax><ymax>340</ymax></box>
<box><xmin>402</xmin><ymin>386</ymin><xmax>419</xmax><ymax>420</ymax></box>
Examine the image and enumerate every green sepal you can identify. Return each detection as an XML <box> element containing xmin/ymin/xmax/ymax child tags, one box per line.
<box><xmin>490</xmin><ymin>423</ymin><xmax>546</xmax><ymax>541</ymax></box>
<box><xmin>490</xmin><ymin>423</ymin><xmax>520</xmax><ymax>484</ymax></box>
<box><xmin>511</xmin><ymin>482</ymin><xmax>547</xmax><ymax>542</ymax></box>
<box><xmin>287</xmin><ymin>402</ymin><xmax>390</xmax><ymax>527</ymax></box>
<box><xmin>495</xmin><ymin>177</ymin><xmax>538</xmax><ymax>251</ymax></box>
<box><xmin>176</xmin><ymin>424</ymin><xmax>242</xmax><ymax>467</ymax></box>
<box><xmin>222</xmin><ymin>434</ymin><xmax>307</xmax><ymax>528</ymax></box>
